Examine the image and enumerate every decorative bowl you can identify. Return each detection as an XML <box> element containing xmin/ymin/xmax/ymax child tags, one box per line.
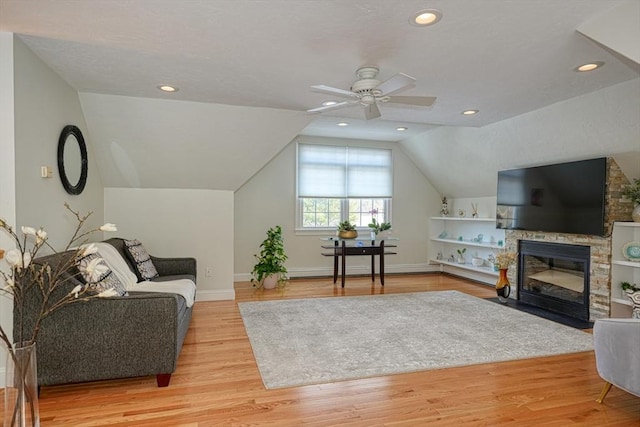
<box><xmin>471</xmin><ymin>257</ymin><xmax>484</xmax><ymax>267</ymax></box>
<box><xmin>338</xmin><ymin>230</ymin><xmax>358</xmax><ymax>239</ymax></box>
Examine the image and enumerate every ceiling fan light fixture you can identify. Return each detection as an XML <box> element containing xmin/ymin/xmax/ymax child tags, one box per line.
<box><xmin>337</xmin><ymin>122</ymin><xmax>349</xmax><ymax>127</ymax></box>
<box><xmin>158</xmin><ymin>85</ymin><xmax>179</xmax><ymax>92</ymax></box>
<box><xmin>574</xmin><ymin>61</ymin><xmax>605</xmax><ymax>72</ymax></box>
<box><xmin>462</xmin><ymin>109</ymin><xmax>479</xmax><ymax>115</ymax></box>
<box><xmin>322</xmin><ymin>100</ymin><xmax>338</xmax><ymax>107</ymax></box>
<box><xmin>410</xmin><ymin>9</ymin><xmax>442</xmax><ymax>26</ymax></box>
<box><xmin>396</xmin><ymin>127</ymin><xmax>408</xmax><ymax>131</ymax></box>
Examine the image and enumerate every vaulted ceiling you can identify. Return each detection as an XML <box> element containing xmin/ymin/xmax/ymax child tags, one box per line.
<box><xmin>1</xmin><ymin>0</ymin><xmax>638</xmax><ymax>192</ymax></box>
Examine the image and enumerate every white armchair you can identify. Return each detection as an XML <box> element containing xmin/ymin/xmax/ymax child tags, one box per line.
<box><xmin>593</xmin><ymin>318</ymin><xmax>640</xmax><ymax>403</ymax></box>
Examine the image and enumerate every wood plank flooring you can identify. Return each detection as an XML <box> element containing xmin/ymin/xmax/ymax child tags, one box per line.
<box><xmin>7</xmin><ymin>274</ymin><xmax>640</xmax><ymax>426</ymax></box>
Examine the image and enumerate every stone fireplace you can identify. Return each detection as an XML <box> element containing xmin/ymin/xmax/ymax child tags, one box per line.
<box><xmin>504</xmin><ymin>158</ymin><xmax>633</xmax><ymax>321</ymax></box>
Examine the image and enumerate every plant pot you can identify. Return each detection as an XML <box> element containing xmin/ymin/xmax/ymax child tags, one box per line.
<box><xmin>338</xmin><ymin>230</ymin><xmax>358</xmax><ymax>239</ymax></box>
<box><xmin>263</xmin><ymin>274</ymin><xmax>279</xmax><ymax>290</ymax></box>
<box><xmin>456</xmin><ymin>256</ymin><xmax>465</xmax><ymax>264</ymax></box>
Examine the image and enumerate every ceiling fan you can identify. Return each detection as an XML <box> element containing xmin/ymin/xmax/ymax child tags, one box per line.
<box><xmin>307</xmin><ymin>67</ymin><xmax>436</xmax><ymax>120</ymax></box>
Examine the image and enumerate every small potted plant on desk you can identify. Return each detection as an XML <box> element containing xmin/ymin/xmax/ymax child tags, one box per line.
<box><xmin>368</xmin><ymin>218</ymin><xmax>391</xmax><ymax>240</ymax></box>
<box><xmin>337</xmin><ymin>221</ymin><xmax>358</xmax><ymax>239</ymax></box>
<box><xmin>251</xmin><ymin>225</ymin><xmax>288</xmax><ymax>289</ymax></box>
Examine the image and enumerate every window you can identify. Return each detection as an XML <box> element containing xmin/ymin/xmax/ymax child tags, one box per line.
<box><xmin>297</xmin><ymin>143</ymin><xmax>392</xmax><ymax>229</ymax></box>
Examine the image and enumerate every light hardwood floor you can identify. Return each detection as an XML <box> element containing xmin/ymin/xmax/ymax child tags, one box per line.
<box><xmin>14</xmin><ymin>274</ymin><xmax>640</xmax><ymax>426</ymax></box>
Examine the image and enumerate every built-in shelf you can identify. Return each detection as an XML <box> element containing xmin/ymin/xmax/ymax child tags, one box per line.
<box><xmin>429</xmin><ymin>217</ymin><xmax>505</xmax><ymax>285</ymax></box>
<box><xmin>430</xmin><ymin>217</ymin><xmax>497</xmax><ymax>222</ymax></box>
<box><xmin>429</xmin><ymin>258</ymin><xmax>499</xmax><ymax>277</ymax></box>
<box><xmin>431</xmin><ymin>238</ymin><xmax>503</xmax><ymax>249</ymax></box>
<box><xmin>611</xmin><ymin>297</ymin><xmax>633</xmax><ymax>307</ymax></box>
<box><xmin>610</xmin><ymin>221</ymin><xmax>640</xmax><ymax>316</ymax></box>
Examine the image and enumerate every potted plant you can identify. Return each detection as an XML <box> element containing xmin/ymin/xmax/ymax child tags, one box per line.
<box><xmin>456</xmin><ymin>248</ymin><xmax>466</xmax><ymax>264</ymax></box>
<box><xmin>368</xmin><ymin>218</ymin><xmax>391</xmax><ymax>238</ymax></box>
<box><xmin>622</xmin><ymin>178</ymin><xmax>640</xmax><ymax>222</ymax></box>
<box><xmin>337</xmin><ymin>220</ymin><xmax>358</xmax><ymax>239</ymax></box>
<box><xmin>251</xmin><ymin>225</ymin><xmax>288</xmax><ymax>289</ymax></box>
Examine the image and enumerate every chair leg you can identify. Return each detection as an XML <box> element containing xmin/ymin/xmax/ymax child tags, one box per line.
<box><xmin>596</xmin><ymin>382</ymin><xmax>613</xmax><ymax>403</ymax></box>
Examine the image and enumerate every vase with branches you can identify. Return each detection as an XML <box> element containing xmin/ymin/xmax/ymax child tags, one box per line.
<box><xmin>0</xmin><ymin>204</ymin><xmax>118</xmax><ymax>426</ymax></box>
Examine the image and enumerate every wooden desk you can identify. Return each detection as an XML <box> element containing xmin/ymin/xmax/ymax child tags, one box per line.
<box><xmin>321</xmin><ymin>238</ymin><xmax>397</xmax><ymax>287</ymax></box>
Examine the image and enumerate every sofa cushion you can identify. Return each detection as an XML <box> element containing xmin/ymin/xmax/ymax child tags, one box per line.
<box><xmin>77</xmin><ymin>253</ymin><xmax>128</xmax><ymax>296</ymax></box>
<box><xmin>93</xmin><ymin>242</ymin><xmax>138</xmax><ymax>287</ymax></box>
<box><xmin>124</xmin><ymin>239</ymin><xmax>159</xmax><ymax>281</ymax></box>
<box><xmin>126</xmin><ymin>279</ymin><xmax>196</xmax><ymax>307</ymax></box>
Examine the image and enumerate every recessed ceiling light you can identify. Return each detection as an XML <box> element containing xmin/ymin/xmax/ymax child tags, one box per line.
<box><xmin>337</xmin><ymin>122</ymin><xmax>349</xmax><ymax>127</ymax></box>
<box><xmin>410</xmin><ymin>9</ymin><xmax>442</xmax><ymax>26</ymax></box>
<box><xmin>396</xmin><ymin>127</ymin><xmax>408</xmax><ymax>131</ymax></box>
<box><xmin>158</xmin><ymin>85</ymin><xmax>179</xmax><ymax>92</ymax></box>
<box><xmin>462</xmin><ymin>110</ymin><xmax>479</xmax><ymax>115</ymax></box>
<box><xmin>322</xmin><ymin>101</ymin><xmax>338</xmax><ymax>107</ymax></box>
<box><xmin>574</xmin><ymin>61</ymin><xmax>605</xmax><ymax>72</ymax></box>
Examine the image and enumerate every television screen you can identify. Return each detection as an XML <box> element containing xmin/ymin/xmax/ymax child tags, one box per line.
<box><xmin>496</xmin><ymin>158</ymin><xmax>607</xmax><ymax>236</ymax></box>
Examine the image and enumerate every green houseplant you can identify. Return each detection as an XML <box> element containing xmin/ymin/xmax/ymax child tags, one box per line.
<box><xmin>337</xmin><ymin>220</ymin><xmax>358</xmax><ymax>239</ymax></box>
<box><xmin>251</xmin><ymin>225</ymin><xmax>288</xmax><ymax>289</ymax></box>
<box><xmin>367</xmin><ymin>218</ymin><xmax>391</xmax><ymax>236</ymax></box>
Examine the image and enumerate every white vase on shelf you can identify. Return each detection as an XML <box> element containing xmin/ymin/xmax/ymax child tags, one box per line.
<box><xmin>632</xmin><ymin>205</ymin><xmax>640</xmax><ymax>223</ymax></box>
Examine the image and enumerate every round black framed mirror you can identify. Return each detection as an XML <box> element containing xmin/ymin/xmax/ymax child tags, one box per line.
<box><xmin>57</xmin><ymin>125</ymin><xmax>88</xmax><ymax>195</ymax></box>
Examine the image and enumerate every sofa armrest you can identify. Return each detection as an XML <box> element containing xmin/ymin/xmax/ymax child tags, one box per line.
<box><xmin>35</xmin><ymin>292</ymin><xmax>184</xmax><ymax>386</ymax></box>
<box><xmin>150</xmin><ymin>256</ymin><xmax>197</xmax><ymax>279</ymax></box>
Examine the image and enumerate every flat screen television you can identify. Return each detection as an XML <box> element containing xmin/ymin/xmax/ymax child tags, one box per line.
<box><xmin>496</xmin><ymin>157</ymin><xmax>607</xmax><ymax>236</ymax></box>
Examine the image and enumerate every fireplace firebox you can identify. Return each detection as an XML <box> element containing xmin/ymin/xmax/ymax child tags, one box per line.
<box><xmin>518</xmin><ymin>241</ymin><xmax>590</xmax><ymax>322</ymax></box>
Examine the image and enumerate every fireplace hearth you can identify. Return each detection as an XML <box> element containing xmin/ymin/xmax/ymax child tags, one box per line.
<box><xmin>518</xmin><ymin>241</ymin><xmax>590</xmax><ymax>322</ymax></box>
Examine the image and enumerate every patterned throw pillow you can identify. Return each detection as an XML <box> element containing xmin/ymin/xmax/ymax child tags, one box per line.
<box><xmin>124</xmin><ymin>239</ymin><xmax>159</xmax><ymax>281</ymax></box>
<box><xmin>77</xmin><ymin>252</ymin><xmax>128</xmax><ymax>296</ymax></box>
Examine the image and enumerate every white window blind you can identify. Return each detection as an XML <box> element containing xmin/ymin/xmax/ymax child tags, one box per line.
<box><xmin>298</xmin><ymin>144</ymin><xmax>392</xmax><ymax>198</ymax></box>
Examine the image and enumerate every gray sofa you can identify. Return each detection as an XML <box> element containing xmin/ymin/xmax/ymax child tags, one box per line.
<box><xmin>16</xmin><ymin>238</ymin><xmax>196</xmax><ymax>387</ymax></box>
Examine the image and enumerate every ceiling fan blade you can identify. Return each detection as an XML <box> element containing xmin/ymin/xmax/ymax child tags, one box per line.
<box><xmin>311</xmin><ymin>85</ymin><xmax>358</xmax><ymax>98</ymax></box>
<box><xmin>376</xmin><ymin>73</ymin><xmax>416</xmax><ymax>96</ymax></box>
<box><xmin>307</xmin><ymin>101</ymin><xmax>353</xmax><ymax>113</ymax></box>
<box><xmin>364</xmin><ymin>103</ymin><xmax>381</xmax><ymax>120</ymax></box>
<box><xmin>387</xmin><ymin>95</ymin><xmax>437</xmax><ymax>107</ymax></box>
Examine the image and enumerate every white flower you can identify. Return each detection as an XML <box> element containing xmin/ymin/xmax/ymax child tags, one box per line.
<box><xmin>70</xmin><ymin>284</ymin><xmax>82</xmax><ymax>298</ymax></box>
<box><xmin>80</xmin><ymin>258</ymin><xmax>108</xmax><ymax>282</ymax></box>
<box><xmin>3</xmin><ymin>277</ymin><xmax>15</xmax><ymax>291</ymax></box>
<box><xmin>21</xmin><ymin>226</ymin><xmax>37</xmax><ymax>236</ymax></box>
<box><xmin>99</xmin><ymin>223</ymin><xmax>117</xmax><ymax>232</ymax></box>
<box><xmin>81</xmin><ymin>243</ymin><xmax>99</xmax><ymax>257</ymax></box>
<box><xmin>96</xmin><ymin>288</ymin><xmax>118</xmax><ymax>298</ymax></box>
<box><xmin>22</xmin><ymin>252</ymin><xmax>31</xmax><ymax>269</ymax></box>
<box><xmin>5</xmin><ymin>249</ymin><xmax>22</xmax><ymax>268</ymax></box>
<box><xmin>36</xmin><ymin>228</ymin><xmax>48</xmax><ymax>243</ymax></box>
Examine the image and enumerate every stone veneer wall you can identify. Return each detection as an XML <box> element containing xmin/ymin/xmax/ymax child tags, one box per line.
<box><xmin>504</xmin><ymin>158</ymin><xmax>633</xmax><ymax>321</ymax></box>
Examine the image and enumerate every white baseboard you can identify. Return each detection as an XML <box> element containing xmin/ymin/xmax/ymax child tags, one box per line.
<box><xmin>196</xmin><ymin>289</ymin><xmax>236</xmax><ymax>301</ymax></box>
<box><xmin>234</xmin><ymin>263</ymin><xmax>439</xmax><ymax>282</ymax></box>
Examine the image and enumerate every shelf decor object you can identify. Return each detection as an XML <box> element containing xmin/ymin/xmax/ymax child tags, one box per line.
<box><xmin>622</xmin><ymin>241</ymin><xmax>640</xmax><ymax>262</ymax></box>
<box><xmin>624</xmin><ymin>291</ymin><xmax>640</xmax><ymax>318</ymax></box>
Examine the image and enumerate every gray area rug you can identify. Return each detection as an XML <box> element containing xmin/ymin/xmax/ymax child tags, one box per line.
<box><xmin>238</xmin><ymin>291</ymin><xmax>594</xmax><ymax>389</ymax></box>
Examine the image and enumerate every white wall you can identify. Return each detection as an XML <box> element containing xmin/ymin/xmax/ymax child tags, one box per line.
<box><xmin>0</xmin><ymin>31</ymin><xmax>17</xmax><ymax>391</ymax></box>
<box><xmin>104</xmin><ymin>188</ymin><xmax>235</xmax><ymax>300</ymax></box>
<box><xmin>13</xmin><ymin>36</ymin><xmax>105</xmax><ymax>248</ymax></box>
<box><xmin>234</xmin><ymin>136</ymin><xmax>441</xmax><ymax>280</ymax></box>
<box><xmin>401</xmin><ymin>78</ymin><xmax>640</xmax><ymax>199</ymax></box>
